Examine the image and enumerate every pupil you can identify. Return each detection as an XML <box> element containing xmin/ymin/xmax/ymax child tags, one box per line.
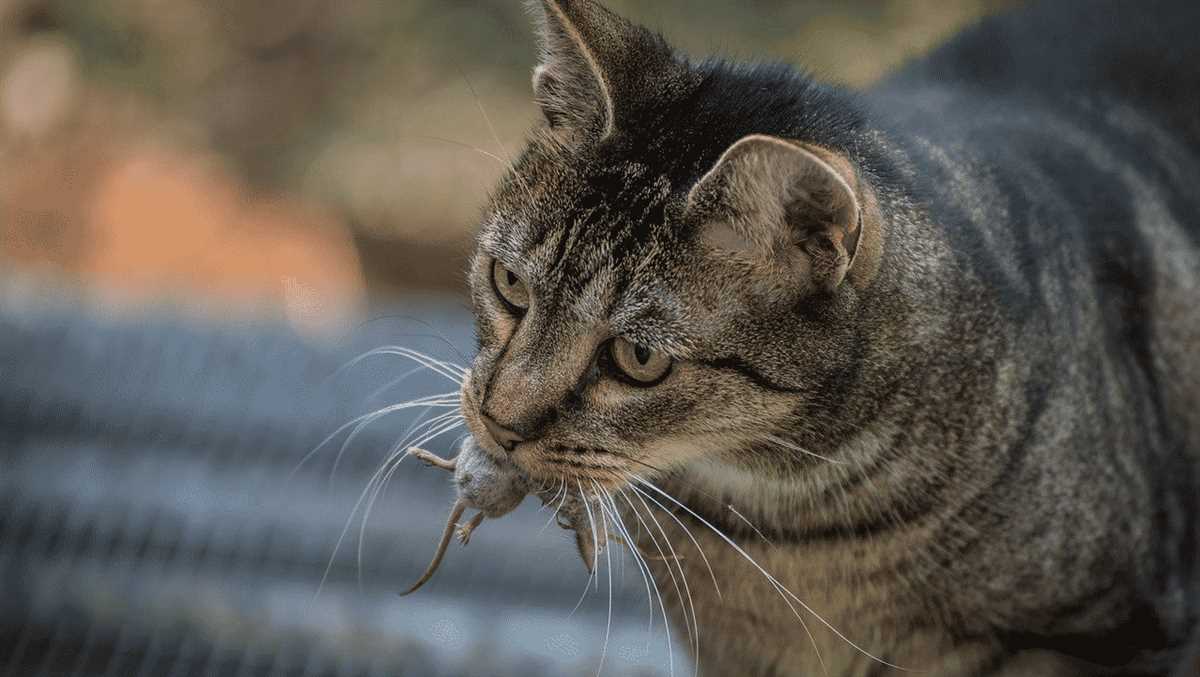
<box><xmin>506</xmin><ymin>270</ymin><xmax>518</xmax><ymax>286</ymax></box>
<box><xmin>634</xmin><ymin>344</ymin><xmax>651</xmax><ymax>365</ymax></box>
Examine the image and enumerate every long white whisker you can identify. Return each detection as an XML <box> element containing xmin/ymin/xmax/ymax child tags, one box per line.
<box><xmin>579</xmin><ymin>482</ymin><xmax>602</xmax><ymax>592</ymax></box>
<box><xmin>539</xmin><ymin>480</ymin><xmax>571</xmax><ymax>535</ymax></box>
<box><xmin>592</xmin><ymin>482</ymin><xmax>614</xmax><ymax>677</ymax></box>
<box><xmin>331</xmin><ymin>400</ymin><xmax>459</xmax><ymax>485</ymax></box>
<box><xmin>616</xmin><ymin>489</ymin><xmax>675</xmax><ymax>677</ymax></box>
<box><xmin>288</xmin><ymin>393</ymin><xmax>460</xmax><ymax>481</ymax></box>
<box><xmin>365</xmin><ymin>364</ymin><xmax>429</xmax><ymax>402</ymax></box>
<box><xmin>633</xmin><ymin>480</ymin><xmax>830</xmax><ymax>677</ymax></box>
<box><xmin>375</xmin><ymin>345</ymin><xmax>469</xmax><ymax>378</ymax></box>
<box><xmin>763</xmin><ymin>434</ymin><xmax>845</xmax><ymax>465</ymax></box>
<box><xmin>417</xmin><ymin>134</ymin><xmax>509</xmax><ymax>166</ymax></box>
<box><xmin>623</xmin><ymin>486</ymin><xmax>700</xmax><ymax>674</ymax></box>
<box><xmin>336</xmin><ymin>346</ymin><xmax>466</xmax><ymax>385</ymax></box>
<box><xmin>539</xmin><ymin>479</ymin><xmax>567</xmax><ymax>514</ymax></box>
<box><xmin>313</xmin><ymin>416</ymin><xmax>463</xmax><ymax>600</ymax></box>
<box><xmin>727</xmin><ymin>504</ymin><xmax>773</xmax><ymax>546</ymax></box>
<box><xmin>634</xmin><ymin>477</ymin><xmax>909</xmax><ymax>673</ymax></box>
<box><xmin>598</xmin><ymin>489</ymin><xmax>655</xmax><ymax>640</ymax></box>
<box><xmin>355</xmin><ymin>414</ymin><xmax>465</xmax><ymax>590</ymax></box>
<box><xmin>626</xmin><ymin>480</ymin><xmax>722</xmax><ymax>599</ymax></box>
<box><xmin>569</xmin><ymin>482</ymin><xmax>600</xmax><ymax>616</ymax></box>
<box><xmin>604</xmin><ymin>492</ymin><xmax>662</xmax><ymax>657</ymax></box>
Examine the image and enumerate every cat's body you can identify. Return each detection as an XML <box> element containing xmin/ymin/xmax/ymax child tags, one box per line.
<box><xmin>660</xmin><ymin>3</ymin><xmax>1200</xmax><ymax>675</ymax></box>
<box><xmin>459</xmin><ymin>1</ymin><xmax>1200</xmax><ymax>675</ymax></box>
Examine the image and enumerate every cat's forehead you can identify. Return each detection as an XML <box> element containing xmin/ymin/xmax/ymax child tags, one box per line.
<box><xmin>479</xmin><ymin>153</ymin><xmax>712</xmax><ymax>352</ymax></box>
<box><xmin>488</xmin><ymin>148</ymin><xmax>674</xmax><ymax>272</ymax></box>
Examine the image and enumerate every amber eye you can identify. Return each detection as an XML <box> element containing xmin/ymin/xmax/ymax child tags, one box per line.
<box><xmin>491</xmin><ymin>260</ymin><xmax>530</xmax><ymax>312</ymax></box>
<box><xmin>610</xmin><ymin>338</ymin><xmax>672</xmax><ymax>385</ymax></box>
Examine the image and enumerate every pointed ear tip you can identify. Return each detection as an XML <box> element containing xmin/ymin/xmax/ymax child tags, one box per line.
<box><xmin>526</xmin><ymin>0</ymin><xmax>584</xmax><ymax>19</ymax></box>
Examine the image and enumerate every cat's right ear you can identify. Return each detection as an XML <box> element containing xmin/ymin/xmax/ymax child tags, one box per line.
<box><xmin>686</xmin><ymin>134</ymin><xmax>878</xmax><ymax>293</ymax></box>
<box><xmin>526</xmin><ymin>0</ymin><xmax>651</xmax><ymax>140</ymax></box>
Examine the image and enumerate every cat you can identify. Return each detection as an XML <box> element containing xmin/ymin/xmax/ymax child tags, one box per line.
<box><xmin>455</xmin><ymin>0</ymin><xmax>1200</xmax><ymax>674</ymax></box>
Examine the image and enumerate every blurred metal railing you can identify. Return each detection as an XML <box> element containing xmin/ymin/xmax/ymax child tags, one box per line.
<box><xmin>0</xmin><ymin>282</ymin><xmax>678</xmax><ymax>677</ymax></box>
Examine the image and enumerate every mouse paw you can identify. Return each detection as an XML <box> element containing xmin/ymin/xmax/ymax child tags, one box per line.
<box><xmin>456</xmin><ymin>512</ymin><xmax>485</xmax><ymax>545</ymax></box>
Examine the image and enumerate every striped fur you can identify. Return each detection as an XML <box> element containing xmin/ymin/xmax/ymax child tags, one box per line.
<box><xmin>459</xmin><ymin>1</ymin><xmax>1200</xmax><ymax>674</ymax></box>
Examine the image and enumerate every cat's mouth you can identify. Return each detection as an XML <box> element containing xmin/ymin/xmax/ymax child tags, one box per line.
<box><xmin>458</xmin><ymin>375</ymin><xmax>633</xmax><ymax>491</ymax></box>
<box><xmin>518</xmin><ymin>447</ymin><xmax>634</xmax><ymax>490</ymax></box>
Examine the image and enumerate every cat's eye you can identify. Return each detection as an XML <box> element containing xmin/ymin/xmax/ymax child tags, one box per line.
<box><xmin>609</xmin><ymin>338</ymin><xmax>672</xmax><ymax>386</ymax></box>
<box><xmin>491</xmin><ymin>260</ymin><xmax>530</xmax><ymax>312</ymax></box>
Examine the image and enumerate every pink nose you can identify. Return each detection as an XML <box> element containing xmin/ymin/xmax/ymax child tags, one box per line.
<box><xmin>481</xmin><ymin>413</ymin><xmax>525</xmax><ymax>452</ymax></box>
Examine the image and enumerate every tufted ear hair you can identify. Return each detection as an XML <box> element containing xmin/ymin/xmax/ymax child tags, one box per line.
<box><xmin>686</xmin><ymin>134</ymin><xmax>868</xmax><ymax>293</ymax></box>
<box><xmin>527</xmin><ymin>0</ymin><xmax>675</xmax><ymax>141</ymax></box>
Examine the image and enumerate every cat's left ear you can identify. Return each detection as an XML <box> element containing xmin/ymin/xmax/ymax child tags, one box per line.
<box><xmin>528</xmin><ymin>0</ymin><xmax>681</xmax><ymax>140</ymax></box>
<box><xmin>686</xmin><ymin>134</ymin><xmax>877</xmax><ymax>293</ymax></box>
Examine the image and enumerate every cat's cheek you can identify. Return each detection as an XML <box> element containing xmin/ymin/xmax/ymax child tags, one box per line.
<box><xmin>588</xmin><ymin>378</ymin><xmax>637</xmax><ymax>408</ymax></box>
<box><xmin>484</xmin><ymin>307</ymin><xmax>521</xmax><ymax>344</ymax></box>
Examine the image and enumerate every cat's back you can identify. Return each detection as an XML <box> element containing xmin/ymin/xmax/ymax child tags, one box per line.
<box><xmin>860</xmin><ymin>6</ymin><xmax>1200</xmax><ymax>663</ymax></box>
<box><xmin>866</xmin><ymin>0</ymin><xmax>1200</xmax><ymax>322</ymax></box>
<box><xmin>877</xmin><ymin>0</ymin><xmax>1200</xmax><ymax>148</ymax></box>
<box><xmin>866</xmin><ymin>0</ymin><xmax>1200</xmax><ymax>559</ymax></box>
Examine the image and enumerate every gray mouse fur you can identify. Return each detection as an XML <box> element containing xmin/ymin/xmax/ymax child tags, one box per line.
<box><xmin>401</xmin><ymin>438</ymin><xmax>605</xmax><ymax>594</ymax></box>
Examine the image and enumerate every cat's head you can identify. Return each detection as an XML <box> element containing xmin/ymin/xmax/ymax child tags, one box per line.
<box><xmin>460</xmin><ymin>0</ymin><xmax>886</xmax><ymax>490</ymax></box>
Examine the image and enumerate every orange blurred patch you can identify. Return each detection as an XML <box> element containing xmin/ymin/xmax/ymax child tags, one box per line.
<box><xmin>83</xmin><ymin>145</ymin><xmax>365</xmax><ymax>333</ymax></box>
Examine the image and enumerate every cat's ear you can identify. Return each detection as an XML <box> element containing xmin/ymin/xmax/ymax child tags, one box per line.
<box><xmin>527</xmin><ymin>0</ymin><xmax>668</xmax><ymax>139</ymax></box>
<box><xmin>686</xmin><ymin>134</ymin><xmax>868</xmax><ymax>292</ymax></box>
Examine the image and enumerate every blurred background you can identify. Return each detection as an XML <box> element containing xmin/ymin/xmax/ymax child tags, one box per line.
<box><xmin>0</xmin><ymin>1</ymin><xmax>1016</xmax><ymax>675</ymax></box>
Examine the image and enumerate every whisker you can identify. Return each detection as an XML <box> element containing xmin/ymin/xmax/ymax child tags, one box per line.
<box><xmin>763</xmin><ymin>433</ymin><xmax>845</xmax><ymax>465</ymax></box>
<box><xmin>727</xmin><ymin>504</ymin><xmax>773</xmax><ymax>546</ymax></box>
<box><xmin>622</xmin><ymin>485</ymin><xmax>701</xmax><ymax>674</ymax></box>
<box><xmin>365</xmin><ymin>364</ymin><xmax>429</xmax><ymax>402</ymax></box>
<box><xmin>625</xmin><ymin>456</ymin><xmax>776</xmax><ymax>546</ymax></box>
<box><xmin>592</xmin><ymin>482</ymin><xmax>614</xmax><ymax>677</ymax></box>
<box><xmin>630</xmin><ymin>478</ymin><xmax>829</xmax><ymax>677</ymax></box>
<box><xmin>539</xmin><ymin>479</ymin><xmax>567</xmax><ymax>513</ymax></box>
<box><xmin>330</xmin><ymin>402</ymin><xmax>459</xmax><ymax>486</ymax></box>
<box><xmin>634</xmin><ymin>476</ymin><xmax>911</xmax><ymax>674</ymax></box>
<box><xmin>341</xmin><ymin>318</ymin><xmax>472</xmax><ymax>364</ymax></box>
<box><xmin>417</xmin><ymin>134</ymin><xmax>509</xmax><ymax>166</ymax></box>
<box><xmin>614</xmin><ymin>488</ymin><xmax>675</xmax><ymax>677</ymax></box>
<box><xmin>356</xmin><ymin>414</ymin><xmax>465</xmax><ymax>590</ymax></box>
<box><xmin>569</xmin><ymin>481</ymin><xmax>600</xmax><ymax>616</ymax></box>
<box><xmin>597</xmin><ymin>488</ymin><xmax>656</xmax><ymax>641</ymax></box>
<box><xmin>288</xmin><ymin>393</ymin><xmax>461</xmax><ymax>482</ymax></box>
<box><xmin>313</xmin><ymin>416</ymin><xmax>463</xmax><ymax>600</ymax></box>
<box><xmin>460</xmin><ymin>71</ymin><xmax>535</xmax><ymax>204</ymax></box>
<box><xmin>626</xmin><ymin>482</ymin><xmax>722</xmax><ymax>599</ymax></box>
<box><xmin>538</xmin><ymin>480</ymin><xmax>571</xmax><ymax>535</ymax></box>
<box><xmin>336</xmin><ymin>346</ymin><xmax>466</xmax><ymax>385</ymax></box>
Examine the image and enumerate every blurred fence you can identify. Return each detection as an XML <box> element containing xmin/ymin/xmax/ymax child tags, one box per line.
<box><xmin>0</xmin><ymin>281</ymin><xmax>678</xmax><ymax>677</ymax></box>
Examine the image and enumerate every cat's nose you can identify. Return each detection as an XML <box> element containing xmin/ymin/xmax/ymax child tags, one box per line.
<box><xmin>480</xmin><ymin>412</ymin><xmax>526</xmax><ymax>452</ymax></box>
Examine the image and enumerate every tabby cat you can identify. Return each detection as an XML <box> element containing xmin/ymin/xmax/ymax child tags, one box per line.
<box><xmin>456</xmin><ymin>1</ymin><xmax>1200</xmax><ymax>674</ymax></box>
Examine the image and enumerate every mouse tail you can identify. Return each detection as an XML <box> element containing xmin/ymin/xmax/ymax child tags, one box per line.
<box><xmin>400</xmin><ymin>498</ymin><xmax>467</xmax><ymax>596</ymax></box>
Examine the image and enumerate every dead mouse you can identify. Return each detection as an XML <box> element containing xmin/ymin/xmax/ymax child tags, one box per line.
<box><xmin>400</xmin><ymin>438</ymin><xmax>531</xmax><ymax>595</ymax></box>
<box><xmin>401</xmin><ymin>438</ymin><xmax>609</xmax><ymax>594</ymax></box>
